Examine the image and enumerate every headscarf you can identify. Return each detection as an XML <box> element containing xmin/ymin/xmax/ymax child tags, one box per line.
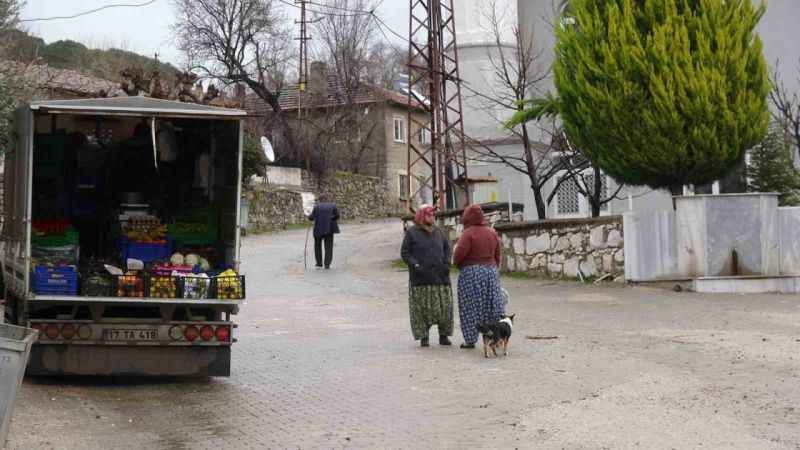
<box><xmin>414</xmin><ymin>204</ymin><xmax>436</xmax><ymax>230</ymax></box>
<box><xmin>461</xmin><ymin>204</ymin><xmax>486</xmax><ymax>228</ymax></box>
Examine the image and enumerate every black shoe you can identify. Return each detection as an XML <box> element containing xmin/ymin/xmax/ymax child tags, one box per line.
<box><xmin>315</xmin><ymin>264</ymin><xmax>323</xmax><ymax>268</ymax></box>
<box><xmin>460</xmin><ymin>343</ymin><xmax>475</xmax><ymax>349</ymax></box>
<box><xmin>420</xmin><ymin>337</ymin><xmax>430</xmax><ymax>347</ymax></box>
<box><xmin>324</xmin><ymin>266</ymin><xmax>330</xmax><ymax>269</ymax></box>
<box><xmin>439</xmin><ymin>335</ymin><xmax>452</xmax><ymax>346</ymax></box>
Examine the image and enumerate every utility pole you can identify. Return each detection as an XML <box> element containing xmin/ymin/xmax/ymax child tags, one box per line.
<box><xmin>406</xmin><ymin>0</ymin><xmax>470</xmax><ymax>212</ymax></box>
<box><xmin>296</xmin><ymin>0</ymin><xmax>311</xmax><ymax>171</ymax></box>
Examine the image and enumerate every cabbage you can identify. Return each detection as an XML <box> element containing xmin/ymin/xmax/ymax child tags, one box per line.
<box><xmin>170</xmin><ymin>253</ymin><xmax>185</xmax><ymax>265</ymax></box>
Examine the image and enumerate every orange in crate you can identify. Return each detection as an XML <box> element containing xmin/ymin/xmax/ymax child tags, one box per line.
<box><xmin>116</xmin><ymin>274</ymin><xmax>144</xmax><ymax>297</ymax></box>
<box><xmin>149</xmin><ymin>276</ymin><xmax>178</xmax><ymax>298</ymax></box>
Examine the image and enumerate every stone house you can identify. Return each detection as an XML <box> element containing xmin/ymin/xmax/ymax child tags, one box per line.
<box><xmin>246</xmin><ymin>62</ymin><xmax>431</xmax><ymax>213</ymax></box>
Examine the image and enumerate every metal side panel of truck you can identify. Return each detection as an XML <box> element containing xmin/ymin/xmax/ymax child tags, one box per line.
<box><xmin>2</xmin><ymin>97</ymin><xmax>248</xmax><ymax>376</ymax></box>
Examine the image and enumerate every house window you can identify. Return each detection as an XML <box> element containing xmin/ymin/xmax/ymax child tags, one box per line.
<box><xmin>418</xmin><ymin>128</ymin><xmax>429</xmax><ymax>144</ymax></box>
<box><xmin>393</xmin><ymin>116</ymin><xmax>406</xmax><ymax>143</ymax></box>
<box><xmin>398</xmin><ymin>173</ymin><xmax>409</xmax><ymax>200</ymax></box>
<box><xmin>556</xmin><ymin>176</ymin><xmax>580</xmax><ymax>215</ymax></box>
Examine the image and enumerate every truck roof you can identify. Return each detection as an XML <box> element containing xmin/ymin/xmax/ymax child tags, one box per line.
<box><xmin>28</xmin><ymin>96</ymin><xmax>248</xmax><ymax>119</ymax></box>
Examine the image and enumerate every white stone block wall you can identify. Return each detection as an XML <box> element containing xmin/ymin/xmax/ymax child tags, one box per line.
<box><xmin>496</xmin><ymin>217</ymin><xmax>624</xmax><ymax>280</ymax></box>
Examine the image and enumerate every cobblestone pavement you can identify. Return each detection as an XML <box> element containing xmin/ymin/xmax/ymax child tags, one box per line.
<box><xmin>7</xmin><ymin>220</ymin><xmax>800</xmax><ymax>449</ymax></box>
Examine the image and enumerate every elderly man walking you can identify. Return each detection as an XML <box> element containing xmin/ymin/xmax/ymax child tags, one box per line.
<box><xmin>308</xmin><ymin>194</ymin><xmax>340</xmax><ymax>269</ymax></box>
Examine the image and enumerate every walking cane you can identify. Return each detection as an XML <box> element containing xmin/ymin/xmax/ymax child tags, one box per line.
<box><xmin>304</xmin><ymin>225</ymin><xmax>311</xmax><ymax>270</ymax></box>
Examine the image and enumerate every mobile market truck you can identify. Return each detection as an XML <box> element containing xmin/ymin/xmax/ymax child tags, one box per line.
<box><xmin>2</xmin><ymin>97</ymin><xmax>248</xmax><ymax>376</ymax></box>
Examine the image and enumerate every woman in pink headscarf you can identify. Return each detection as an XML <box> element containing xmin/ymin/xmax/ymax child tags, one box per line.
<box><xmin>400</xmin><ymin>205</ymin><xmax>453</xmax><ymax>347</ymax></box>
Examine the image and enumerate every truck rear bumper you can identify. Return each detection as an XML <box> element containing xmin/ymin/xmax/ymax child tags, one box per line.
<box><xmin>26</xmin><ymin>344</ymin><xmax>231</xmax><ymax>377</ymax></box>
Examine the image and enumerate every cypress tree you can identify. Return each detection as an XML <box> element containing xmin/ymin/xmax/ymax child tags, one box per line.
<box><xmin>546</xmin><ymin>0</ymin><xmax>771</xmax><ymax>189</ymax></box>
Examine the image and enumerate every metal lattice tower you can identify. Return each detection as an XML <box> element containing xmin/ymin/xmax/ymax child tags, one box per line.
<box><xmin>406</xmin><ymin>0</ymin><xmax>470</xmax><ymax>212</ymax></box>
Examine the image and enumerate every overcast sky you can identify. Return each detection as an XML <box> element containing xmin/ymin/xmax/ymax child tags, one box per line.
<box><xmin>21</xmin><ymin>0</ymin><xmax>409</xmax><ymax>68</ymax></box>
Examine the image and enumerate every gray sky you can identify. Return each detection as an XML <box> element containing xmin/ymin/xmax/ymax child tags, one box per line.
<box><xmin>21</xmin><ymin>0</ymin><xmax>409</xmax><ymax>68</ymax></box>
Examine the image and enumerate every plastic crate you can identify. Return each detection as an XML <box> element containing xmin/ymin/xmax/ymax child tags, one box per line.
<box><xmin>82</xmin><ymin>274</ymin><xmax>113</xmax><ymax>297</ymax></box>
<box><xmin>118</xmin><ymin>237</ymin><xmax>172</xmax><ymax>263</ymax></box>
<box><xmin>212</xmin><ymin>275</ymin><xmax>245</xmax><ymax>300</ymax></box>
<box><xmin>180</xmin><ymin>275</ymin><xmax>211</xmax><ymax>299</ymax></box>
<box><xmin>168</xmin><ymin>207</ymin><xmax>219</xmax><ymax>246</ymax></box>
<box><xmin>114</xmin><ymin>274</ymin><xmax>145</xmax><ymax>298</ymax></box>
<box><xmin>32</xmin><ymin>229</ymin><xmax>79</xmax><ymax>247</ymax></box>
<box><xmin>32</xmin><ymin>266</ymin><xmax>78</xmax><ymax>296</ymax></box>
<box><xmin>148</xmin><ymin>275</ymin><xmax>180</xmax><ymax>299</ymax></box>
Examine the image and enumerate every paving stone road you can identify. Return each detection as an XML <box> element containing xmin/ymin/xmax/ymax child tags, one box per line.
<box><xmin>6</xmin><ymin>220</ymin><xmax>800</xmax><ymax>449</ymax></box>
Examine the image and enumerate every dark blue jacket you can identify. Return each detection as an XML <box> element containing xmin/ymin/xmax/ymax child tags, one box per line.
<box><xmin>401</xmin><ymin>225</ymin><xmax>451</xmax><ymax>287</ymax></box>
<box><xmin>309</xmin><ymin>202</ymin><xmax>340</xmax><ymax>238</ymax></box>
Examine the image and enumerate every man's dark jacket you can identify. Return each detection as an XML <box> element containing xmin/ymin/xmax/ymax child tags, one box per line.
<box><xmin>309</xmin><ymin>202</ymin><xmax>340</xmax><ymax>238</ymax></box>
<box><xmin>401</xmin><ymin>225</ymin><xmax>452</xmax><ymax>287</ymax></box>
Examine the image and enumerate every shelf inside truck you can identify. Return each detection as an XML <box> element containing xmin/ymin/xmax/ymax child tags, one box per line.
<box><xmin>27</xmin><ymin>295</ymin><xmax>244</xmax><ymax>307</ymax></box>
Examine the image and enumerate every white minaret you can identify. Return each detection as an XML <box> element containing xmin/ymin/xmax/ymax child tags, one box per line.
<box><xmin>453</xmin><ymin>0</ymin><xmax>520</xmax><ymax>141</ymax></box>
<box><xmin>454</xmin><ymin>0</ymin><xmax>518</xmax><ymax>47</ymax></box>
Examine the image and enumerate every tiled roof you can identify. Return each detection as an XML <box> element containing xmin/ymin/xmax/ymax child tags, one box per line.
<box><xmin>245</xmin><ymin>75</ymin><xmax>424</xmax><ymax>116</ymax></box>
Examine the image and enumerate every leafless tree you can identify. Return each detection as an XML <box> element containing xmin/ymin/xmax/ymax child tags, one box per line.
<box><xmin>294</xmin><ymin>0</ymin><xmax>387</xmax><ymax>176</ymax></box>
<box><xmin>548</xmin><ymin>129</ymin><xmax>624</xmax><ymax>217</ymax></box>
<box><xmin>462</xmin><ymin>0</ymin><xmax>557</xmax><ymax>219</ymax></box>
<box><xmin>171</xmin><ymin>0</ymin><xmax>297</xmax><ymax>158</ymax></box>
<box><xmin>769</xmin><ymin>62</ymin><xmax>800</xmax><ymax>158</ymax></box>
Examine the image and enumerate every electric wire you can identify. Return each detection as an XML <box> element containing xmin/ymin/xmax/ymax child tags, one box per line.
<box><xmin>20</xmin><ymin>0</ymin><xmax>158</xmax><ymax>22</ymax></box>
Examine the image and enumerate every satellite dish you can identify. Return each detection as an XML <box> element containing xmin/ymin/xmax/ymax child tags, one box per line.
<box><xmin>261</xmin><ymin>136</ymin><xmax>275</xmax><ymax>163</ymax></box>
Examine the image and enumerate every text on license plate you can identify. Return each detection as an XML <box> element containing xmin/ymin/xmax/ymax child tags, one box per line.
<box><xmin>102</xmin><ymin>329</ymin><xmax>159</xmax><ymax>341</ymax></box>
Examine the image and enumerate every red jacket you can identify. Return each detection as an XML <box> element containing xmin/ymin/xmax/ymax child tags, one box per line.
<box><xmin>453</xmin><ymin>205</ymin><xmax>501</xmax><ymax>268</ymax></box>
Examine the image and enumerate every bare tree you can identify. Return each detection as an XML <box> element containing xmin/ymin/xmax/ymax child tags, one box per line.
<box><xmin>548</xmin><ymin>130</ymin><xmax>624</xmax><ymax>217</ymax></box>
<box><xmin>294</xmin><ymin>0</ymin><xmax>386</xmax><ymax>176</ymax></box>
<box><xmin>462</xmin><ymin>0</ymin><xmax>556</xmax><ymax>219</ymax></box>
<box><xmin>171</xmin><ymin>0</ymin><xmax>297</xmax><ymax>158</ymax></box>
<box><xmin>769</xmin><ymin>62</ymin><xmax>800</xmax><ymax>158</ymax></box>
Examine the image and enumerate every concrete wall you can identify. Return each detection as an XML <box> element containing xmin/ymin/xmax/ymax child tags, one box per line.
<box><xmin>623</xmin><ymin>210</ymin><xmax>679</xmax><ymax>281</ymax></box>
<box><xmin>624</xmin><ymin>194</ymin><xmax>797</xmax><ymax>282</ymax></box>
<box><xmin>675</xmin><ymin>194</ymin><xmax>779</xmax><ymax>278</ymax></box>
<box><xmin>778</xmin><ymin>207</ymin><xmax>800</xmax><ymax>275</ymax></box>
<box><xmin>496</xmin><ymin>216</ymin><xmax>624</xmax><ymax>280</ymax></box>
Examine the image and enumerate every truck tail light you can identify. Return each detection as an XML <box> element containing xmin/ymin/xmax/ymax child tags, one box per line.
<box><xmin>200</xmin><ymin>326</ymin><xmax>214</xmax><ymax>342</ymax></box>
<box><xmin>45</xmin><ymin>324</ymin><xmax>59</xmax><ymax>340</ymax></box>
<box><xmin>61</xmin><ymin>324</ymin><xmax>76</xmax><ymax>340</ymax></box>
<box><xmin>215</xmin><ymin>325</ymin><xmax>230</xmax><ymax>342</ymax></box>
<box><xmin>184</xmin><ymin>325</ymin><xmax>199</xmax><ymax>342</ymax></box>
<box><xmin>168</xmin><ymin>326</ymin><xmax>183</xmax><ymax>341</ymax></box>
<box><xmin>77</xmin><ymin>325</ymin><xmax>92</xmax><ymax>340</ymax></box>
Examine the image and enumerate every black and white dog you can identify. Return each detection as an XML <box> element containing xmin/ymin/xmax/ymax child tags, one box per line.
<box><xmin>476</xmin><ymin>314</ymin><xmax>515</xmax><ymax>358</ymax></box>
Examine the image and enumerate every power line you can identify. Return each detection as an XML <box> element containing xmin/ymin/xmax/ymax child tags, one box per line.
<box><xmin>20</xmin><ymin>0</ymin><xmax>158</xmax><ymax>22</ymax></box>
<box><xmin>275</xmin><ymin>0</ymin><xmax>370</xmax><ymax>18</ymax></box>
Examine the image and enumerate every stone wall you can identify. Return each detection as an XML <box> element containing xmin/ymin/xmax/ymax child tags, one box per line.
<box><xmin>245</xmin><ymin>170</ymin><xmax>394</xmax><ymax>233</ymax></box>
<box><xmin>496</xmin><ymin>216</ymin><xmax>624</xmax><ymax>280</ymax></box>
<box><xmin>244</xmin><ymin>188</ymin><xmax>306</xmax><ymax>233</ymax></box>
<box><xmin>317</xmin><ymin>171</ymin><xmax>393</xmax><ymax>220</ymax></box>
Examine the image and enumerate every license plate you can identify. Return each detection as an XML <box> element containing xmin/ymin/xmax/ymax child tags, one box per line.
<box><xmin>102</xmin><ymin>329</ymin><xmax>159</xmax><ymax>341</ymax></box>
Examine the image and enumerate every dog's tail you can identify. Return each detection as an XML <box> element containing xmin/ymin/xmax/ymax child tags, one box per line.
<box><xmin>476</xmin><ymin>323</ymin><xmax>490</xmax><ymax>334</ymax></box>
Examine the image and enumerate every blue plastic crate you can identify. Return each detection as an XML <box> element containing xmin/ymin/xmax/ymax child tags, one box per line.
<box><xmin>32</xmin><ymin>266</ymin><xmax>78</xmax><ymax>295</ymax></box>
<box><xmin>118</xmin><ymin>238</ymin><xmax>173</xmax><ymax>263</ymax></box>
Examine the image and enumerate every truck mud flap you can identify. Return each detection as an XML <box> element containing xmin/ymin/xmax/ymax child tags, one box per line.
<box><xmin>25</xmin><ymin>345</ymin><xmax>231</xmax><ymax>377</ymax></box>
